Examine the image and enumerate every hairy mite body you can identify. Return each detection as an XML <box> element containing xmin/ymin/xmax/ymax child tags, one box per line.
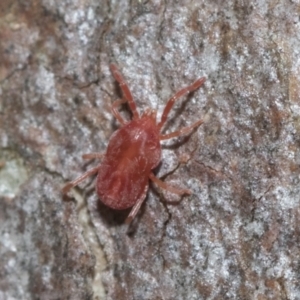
<box><xmin>98</xmin><ymin>114</ymin><xmax>161</xmax><ymax>209</ymax></box>
<box><xmin>63</xmin><ymin>64</ymin><xmax>205</xmax><ymax>223</ymax></box>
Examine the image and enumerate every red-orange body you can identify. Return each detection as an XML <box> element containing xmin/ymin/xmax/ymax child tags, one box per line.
<box><xmin>63</xmin><ymin>64</ymin><xmax>205</xmax><ymax>223</ymax></box>
<box><xmin>97</xmin><ymin>115</ymin><xmax>161</xmax><ymax>209</ymax></box>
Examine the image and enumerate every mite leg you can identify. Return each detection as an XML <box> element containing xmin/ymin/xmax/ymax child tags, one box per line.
<box><xmin>158</xmin><ymin>77</ymin><xmax>205</xmax><ymax>130</ymax></box>
<box><xmin>149</xmin><ymin>172</ymin><xmax>191</xmax><ymax>195</ymax></box>
<box><xmin>160</xmin><ymin>119</ymin><xmax>203</xmax><ymax>140</ymax></box>
<box><xmin>82</xmin><ymin>153</ymin><xmax>105</xmax><ymax>160</ymax></box>
<box><xmin>62</xmin><ymin>166</ymin><xmax>99</xmax><ymax>194</ymax></box>
<box><xmin>110</xmin><ymin>64</ymin><xmax>139</xmax><ymax>119</ymax></box>
<box><xmin>111</xmin><ymin>98</ymin><xmax>128</xmax><ymax>125</ymax></box>
<box><xmin>125</xmin><ymin>185</ymin><xmax>149</xmax><ymax>224</ymax></box>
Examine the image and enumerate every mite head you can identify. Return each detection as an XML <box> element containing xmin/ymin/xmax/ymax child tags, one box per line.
<box><xmin>142</xmin><ymin>108</ymin><xmax>157</xmax><ymax>123</ymax></box>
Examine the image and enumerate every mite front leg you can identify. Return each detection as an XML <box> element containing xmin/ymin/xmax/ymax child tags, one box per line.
<box><xmin>111</xmin><ymin>98</ymin><xmax>128</xmax><ymax>125</ymax></box>
<box><xmin>160</xmin><ymin>119</ymin><xmax>203</xmax><ymax>140</ymax></box>
<box><xmin>82</xmin><ymin>153</ymin><xmax>105</xmax><ymax>160</ymax></box>
<box><xmin>110</xmin><ymin>64</ymin><xmax>139</xmax><ymax>119</ymax></box>
<box><xmin>158</xmin><ymin>77</ymin><xmax>205</xmax><ymax>130</ymax></box>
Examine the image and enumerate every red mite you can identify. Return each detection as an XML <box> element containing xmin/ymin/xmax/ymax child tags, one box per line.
<box><xmin>63</xmin><ymin>64</ymin><xmax>205</xmax><ymax>223</ymax></box>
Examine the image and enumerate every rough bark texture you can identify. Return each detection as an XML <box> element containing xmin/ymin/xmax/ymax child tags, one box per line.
<box><xmin>1</xmin><ymin>0</ymin><xmax>300</xmax><ymax>299</ymax></box>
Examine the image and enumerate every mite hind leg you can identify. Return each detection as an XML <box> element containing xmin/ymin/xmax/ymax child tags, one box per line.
<box><xmin>149</xmin><ymin>172</ymin><xmax>191</xmax><ymax>196</ymax></box>
<box><xmin>62</xmin><ymin>166</ymin><xmax>99</xmax><ymax>194</ymax></box>
<box><xmin>125</xmin><ymin>185</ymin><xmax>149</xmax><ymax>224</ymax></box>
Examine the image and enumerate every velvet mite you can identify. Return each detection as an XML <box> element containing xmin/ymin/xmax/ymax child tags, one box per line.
<box><xmin>62</xmin><ymin>64</ymin><xmax>205</xmax><ymax>223</ymax></box>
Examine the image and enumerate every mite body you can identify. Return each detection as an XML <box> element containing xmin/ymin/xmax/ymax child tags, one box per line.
<box><xmin>63</xmin><ymin>64</ymin><xmax>205</xmax><ymax>223</ymax></box>
<box><xmin>97</xmin><ymin>116</ymin><xmax>161</xmax><ymax>210</ymax></box>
